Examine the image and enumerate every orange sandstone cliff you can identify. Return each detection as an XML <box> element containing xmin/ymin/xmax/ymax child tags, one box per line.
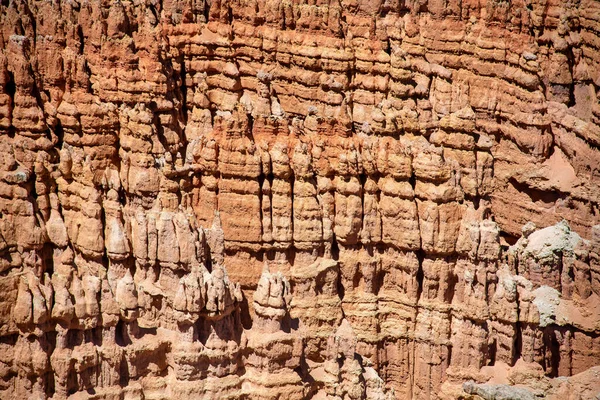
<box><xmin>1</xmin><ymin>0</ymin><xmax>600</xmax><ymax>398</ymax></box>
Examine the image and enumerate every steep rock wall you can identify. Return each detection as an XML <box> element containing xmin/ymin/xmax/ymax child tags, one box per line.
<box><xmin>0</xmin><ymin>0</ymin><xmax>600</xmax><ymax>398</ymax></box>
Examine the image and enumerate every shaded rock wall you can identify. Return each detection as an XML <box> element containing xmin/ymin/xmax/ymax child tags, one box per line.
<box><xmin>0</xmin><ymin>0</ymin><xmax>600</xmax><ymax>398</ymax></box>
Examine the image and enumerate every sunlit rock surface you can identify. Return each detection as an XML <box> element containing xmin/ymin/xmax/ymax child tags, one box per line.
<box><xmin>1</xmin><ymin>0</ymin><xmax>600</xmax><ymax>398</ymax></box>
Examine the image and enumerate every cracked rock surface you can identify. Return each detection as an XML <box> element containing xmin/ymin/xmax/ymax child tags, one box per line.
<box><xmin>0</xmin><ymin>0</ymin><xmax>600</xmax><ymax>398</ymax></box>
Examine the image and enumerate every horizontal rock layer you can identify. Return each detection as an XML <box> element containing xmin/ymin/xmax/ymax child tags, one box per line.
<box><xmin>0</xmin><ymin>0</ymin><xmax>600</xmax><ymax>398</ymax></box>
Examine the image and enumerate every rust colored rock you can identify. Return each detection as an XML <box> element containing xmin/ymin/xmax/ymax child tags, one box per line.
<box><xmin>0</xmin><ymin>0</ymin><xmax>599</xmax><ymax>399</ymax></box>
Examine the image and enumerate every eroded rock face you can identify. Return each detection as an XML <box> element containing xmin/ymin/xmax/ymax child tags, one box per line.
<box><xmin>0</xmin><ymin>0</ymin><xmax>599</xmax><ymax>398</ymax></box>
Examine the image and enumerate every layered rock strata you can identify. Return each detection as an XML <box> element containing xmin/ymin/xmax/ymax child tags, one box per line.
<box><xmin>1</xmin><ymin>0</ymin><xmax>600</xmax><ymax>398</ymax></box>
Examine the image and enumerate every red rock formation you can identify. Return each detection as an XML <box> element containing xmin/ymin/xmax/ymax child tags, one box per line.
<box><xmin>0</xmin><ymin>0</ymin><xmax>599</xmax><ymax>398</ymax></box>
